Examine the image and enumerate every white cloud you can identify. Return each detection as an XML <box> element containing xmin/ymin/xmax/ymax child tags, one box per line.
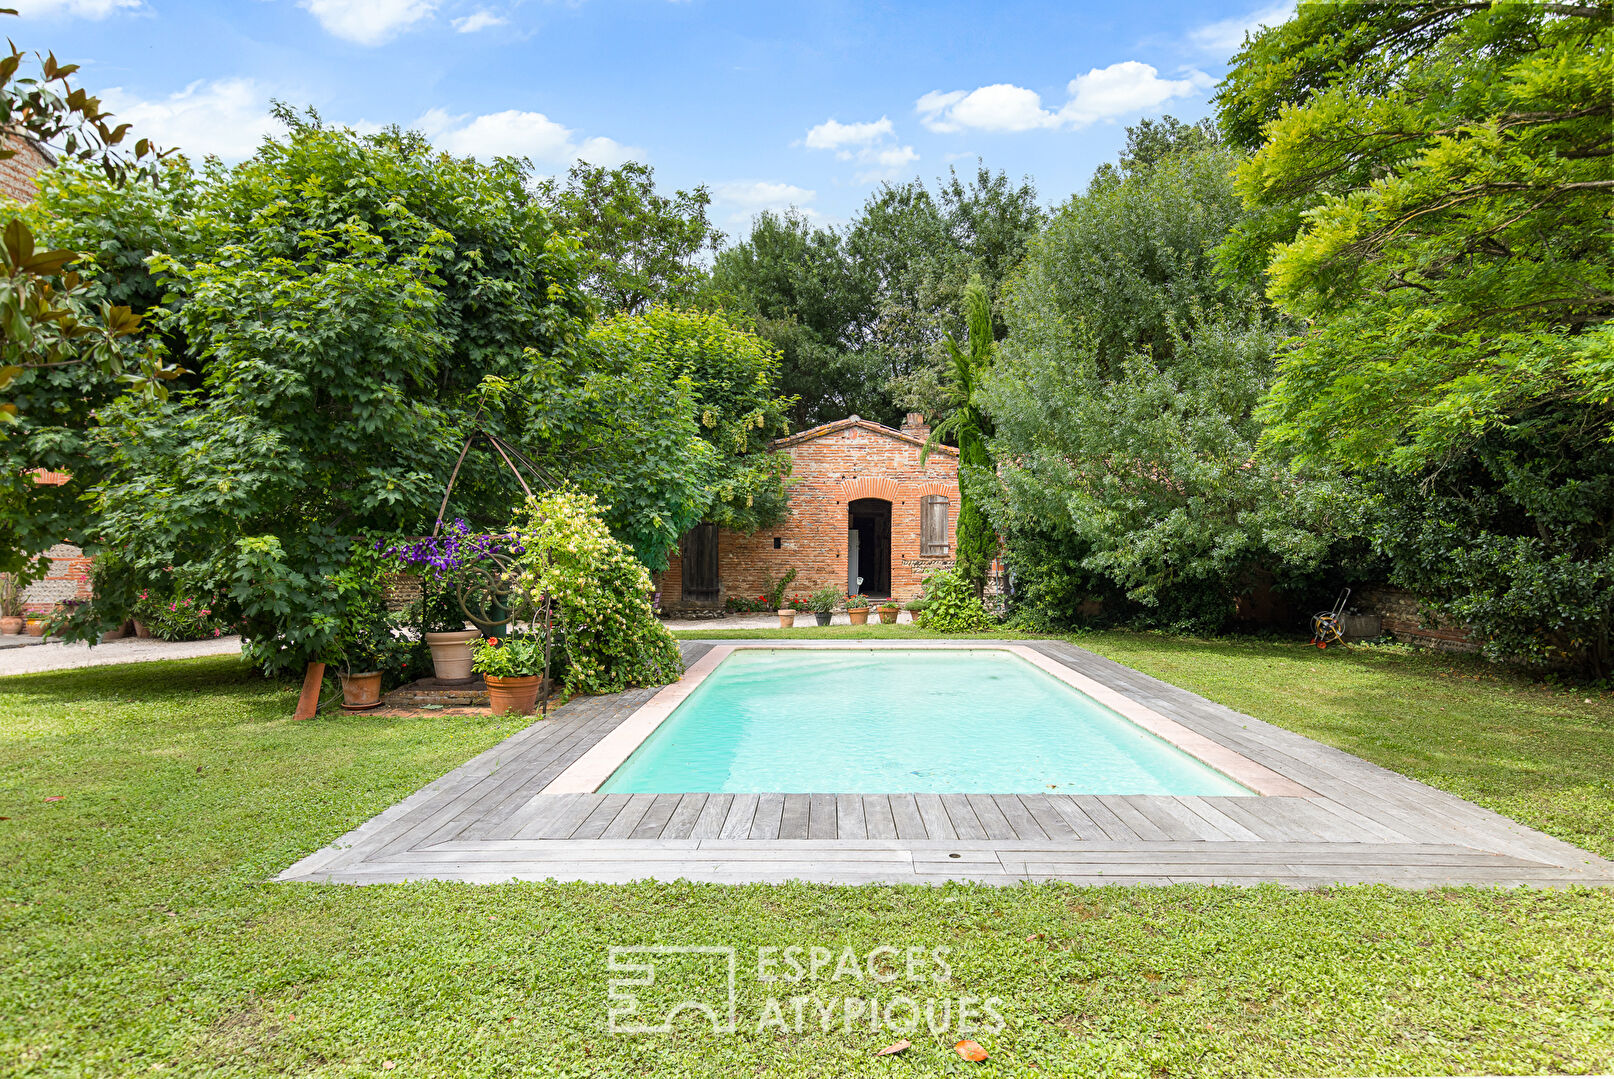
<box><xmin>801</xmin><ymin>115</ymin><xmax>917</xmax><ymax>183</ymax></box>
<box><xmin>416</xmin><ymin>107</ymin><xmax>639</xmax><ymax>166</ymax></box>
<box><xmin>917</xmin><ymin>61</ymin><xmax>1209</xmax><ymax>134</ymax></box>
<box><xmin>711</xmin><ymin>180</ymin><xmax>817</xmax><ymax>226</ymax></box>
<box><xmin>452</xmin><ymin>9</ymin><xmax>506</xmax><ymax>33</ymax></box>
<box><xmin>299</xmin><ymin>0</ymin><xmax>438</xmax><ymax>46</ymax></box>
<box><xmin>7</xmin><ymin>0</ymin><xmax>143</xmax><ymax>16</ymax></box>
<box><xmin>99</xmin><ymin>77</ymin><xmax>277</xmax><ymax>161</ymax></box>
<box><xmin>918</xmin><ymin>84</ymin><xmax>1058</xmax><ymax>134</ymax></box>
<box><xmin>853</xmin><ymin>144</ymin><xmax>918</xmax><ymax>183</ymax></box>
<box><xmin>803</xmin><ymin>116</ymin><xmax>893</xmax><ymax>151</ymax></box>
<box><xmin>1059</xmin><ymin>61</ymin><xmax>1212</xmax><ymax>126</ymax></box>
<box><xmin>1188</xmin><ymin>1</ymin><xmax>1294</xmax><ymax>54</ymax></box>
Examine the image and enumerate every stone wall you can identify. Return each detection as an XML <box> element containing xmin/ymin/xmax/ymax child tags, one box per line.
<box><xmin>658</xmin><ymin>416</ymin><xmax>960</xmax><ymax>609</ymax></box>
<box><xmin>1355</xmin><ymin>585</ymin><xmax>1478</xmax><ymax>653</ymax></box>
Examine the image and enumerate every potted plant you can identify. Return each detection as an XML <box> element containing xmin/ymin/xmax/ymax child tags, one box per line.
<box><xmin>421</xmin><ymin>587</ymin><xmax>478</xmax><ymax>682</ymax></box>
<box><xmin>845</xmin><ymin>594</ymin><xmax>872</xmax><ymax>625</ymax></box>
<box><xmin>383</xmin><ymin>523</ymin><xmax>515</xmax><ymax>682</ymax></box>
<box><xmin>338</xmin><ymin>615</ymin><xmax>406</xmax><ymax>711</ymax></box>
<box><xmin>806</xmin><ymin>585</ymin><xmax>841</xmax><ymax>627</ymax></box>
<box><xmin>471</xmin><ymin>633</ymin><xmax>547</xmax><ymax>716</ymax></box>
<box><xmin>903</xmin><ymin>597</ymin><xmax>929</xmax><ymax>625</ymax></box>
<box><xmin>877</xmin><ymin>600</ymin><xmax>900</xmax><ymax>625</ymax></box>
<box><xmin>776</xmin><ymin>596</ymin><xmax>797</xmax><ymax>629</ymax></box>
<box><xmin>0</xmin><ymin>573</ymin><xmax>22</xmax><ymax>635</ymax></box>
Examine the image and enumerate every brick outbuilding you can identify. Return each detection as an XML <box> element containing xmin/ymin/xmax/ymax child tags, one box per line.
<box><xmin>0</xmin><ymin>133</ymin><xmax>54</xmax><ymax>203</ymax></box>
<box><xmin>657</xmin><ymin>413</ymin><xmax>959</xmax><ymax>610</ymax></box>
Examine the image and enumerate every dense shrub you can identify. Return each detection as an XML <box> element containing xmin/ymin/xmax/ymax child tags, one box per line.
<box><xmin>916</xmin><ymin>568</ymin><xmax>994</xmax><ymax>633</ymax></box>
<box><xmin>509</xmin><ymin>489</ymin><xmax>682</xmax><ymax>695</ymax></box>
<box><xmin>133</xmin><ymin>587</ymin><xmax>225</xmax><ymax>642</ymax></box>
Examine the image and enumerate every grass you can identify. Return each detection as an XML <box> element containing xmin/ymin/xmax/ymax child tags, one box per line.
<box><xmin>2</xmin><ymin>647</ymin><xmax>1613</xmax><ymax>1076</ymax></box>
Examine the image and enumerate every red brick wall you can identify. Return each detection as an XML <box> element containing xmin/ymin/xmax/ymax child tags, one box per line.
<box><xmin>0</xmin><ymin>135</ymin><xmax>51</xmax><ymax>204</ymax></box>
<box><xmin>20</xmin><ymin>544</ymin><xmax>93</xmax><ymax>614</ymax></box>
<box><xmin>658</xmin><ymin>417</ymin><xmax>960</xmax><ymax>607</ymax></box>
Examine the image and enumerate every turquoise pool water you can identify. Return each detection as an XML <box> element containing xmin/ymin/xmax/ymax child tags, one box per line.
<box><xmin>596</xmin><ymin>649</ymin><xmax>1250</xmax><ymax>795</ymax></box>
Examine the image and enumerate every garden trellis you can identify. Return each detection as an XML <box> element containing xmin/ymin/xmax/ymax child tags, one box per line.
<box><xmin>432</xmin><ymin>426</ymin><xmax>562</xmax><ymax>717</ymax></box>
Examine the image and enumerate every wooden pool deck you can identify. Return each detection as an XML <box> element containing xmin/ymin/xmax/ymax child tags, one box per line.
<box><xmin>277</xmin><ymin>640</ymin><xmax>1614</xmax><ymax>888</ymax></box>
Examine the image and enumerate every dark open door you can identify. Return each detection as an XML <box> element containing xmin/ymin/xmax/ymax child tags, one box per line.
<box><xmin>680</xmin><ymin>523</ymin><xmax>720</xmax><ymax>603</ymax></box>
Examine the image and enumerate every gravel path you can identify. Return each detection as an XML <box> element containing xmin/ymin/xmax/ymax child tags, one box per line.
<box><xmin>0</xmin><ymin>635</ymin><xmax>243</xmax><ymax>676</ymax></box>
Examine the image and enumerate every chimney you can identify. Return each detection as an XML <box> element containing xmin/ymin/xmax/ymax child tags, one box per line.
<box><xmin>900</xmin><ymin>412</ymin><xmax>930</xmax><ymax>441</ymax></box>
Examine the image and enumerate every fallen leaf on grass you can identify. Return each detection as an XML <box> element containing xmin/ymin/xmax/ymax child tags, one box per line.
<box><xmin>955</xmin><ymin>1039</ymin><xmax>988</xmax><ymax>1062</ymax></box>
<box><xmin>874</xmin><ymin>1039</ymin><xmax>910</xmax><ymax>1056</ymax></box>
<box><xmin>382</xmin><ymin>1063</ymin><xmax>395</xmax><ymax>1071</ymax></box>
<box><xmin>43</xmin><ymin>796</ymin><xmax>64</xmax><ymax>802</ymax></box>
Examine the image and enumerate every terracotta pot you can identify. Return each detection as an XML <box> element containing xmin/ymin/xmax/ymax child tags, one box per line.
<box><xmin>877</xmin><ymin>607</ymin><xmax>899</xmax><ymax>625</ymax></box>
<box><xmin>776</xmin><ymin>609</ymin><xmax>796</xmax><ymax>629</ymax></box>
<box><xmin>0</xmin><ymin>616</ymin><xmax>22</xmax><ymax>635</ymax></box>
<box><xmin>485</xmin><ymin>674</ymin><xmax>542</xmax><ymax>716</ymax></box>
<box><xmin>25</xmin><ymin>618</ymin><xmax>46</xmax><ymax>637</ymax></box>
<box><xmin>847</xmin><ymin>607</ymin><xmax>871</xmax><ymax>626</ymax></box>
<box><xmin>132</xmin><ymin>619</ymin><xmax>152</xmax><ymax>639</ymax></box>
<box><xmin>340</xmin><ymin>671</ymin><xmax>383</xmax><ymax>711</ymax></box>
<box><xmin>814</xmin><ymin>611</ymin><xmax>832</xmax><ymax>627</ymax></box>
<box><xmin>424</xmin><ymin>628</ymin><xmax>479</xmax><ymax>681</ymax></box>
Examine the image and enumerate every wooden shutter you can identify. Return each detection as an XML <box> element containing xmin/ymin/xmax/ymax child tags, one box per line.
<box><xmin>681</xmin><ymin>524</ymin><xmax>720</xmax><ymax>601</ymax></box>
<box><xmin>920</xmin><ymin>495</ymin><xmax>949</xmax><ymax>556</ymax></box>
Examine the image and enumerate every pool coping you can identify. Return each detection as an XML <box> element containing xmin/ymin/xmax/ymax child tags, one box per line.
<box><xmin>539</xmin><ymin>642</ymin><xmax>1314</xmax><ymax>798</ymax></box>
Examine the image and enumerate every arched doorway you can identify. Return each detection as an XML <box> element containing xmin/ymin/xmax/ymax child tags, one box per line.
<box><xmin>847</xmin><ymin>497</ymin><xmax>892</xmax><ymax>597</ymax></box>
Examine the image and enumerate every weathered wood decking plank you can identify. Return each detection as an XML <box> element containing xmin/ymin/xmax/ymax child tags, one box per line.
<box><xmin>276</xmin><ymin>638</ymin><xmax>1614</xmax><ymax>888</ymax></box>
<box><xmin>690</xmin><ymin>793</ymin><xmax>734</xmax><ymax>839</ymax></box>
<box><xmin>748</xmin><ymin>794</ymin><xmax>783</xmax><ymax>840</ymax></box>
<box><xmin>889</xmin><ymin>794</ymin><xmax>929</xmax><ymax>840</ymax></box>
<box><xmin>720</xmin><ymin>793</ymin><xmax>761</xmax><ymax>840</ymax></box>
<box><xmin>778</xmin><ymin>795</ymin><xmax>811</xmax><ymax>840</ymax></box>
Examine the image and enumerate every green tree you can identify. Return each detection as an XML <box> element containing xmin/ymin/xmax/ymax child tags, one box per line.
<box><xmin>1219</xmin><ymin>1</ymin><xmax>1614</xmax><ymax>673</ymax></box>
<box><xmin>536</xmin><ymin>160</ymin><xmax>721</xmax><ymax>316</ymax></box>
<box><xmin>709</xmin><ymin>209</ymin><xmax>884</xmax><ymax>427</ymax></box>
<box><xmin>0</xmin><ymin>20</ymin><xmax>180</xmax><ymax>578</ymax></box>
<box><xmin>582</xmin><ymin>306</ymin><xmax>794</xmax><ymax>556</ymax></box>
<box><xmin>979</xmin><ymin>147</ymin><xmax>1342</xmax><ymax>630</ymax></box>
<box><xmin>920</xmin><ymin>274</ymin><xmax>996</xmax><ymax>596</ymax></box>
<box><xmin>89</xmin><ymin>118</ymin><xmax>598</xmax><ymax>672</ymax></box>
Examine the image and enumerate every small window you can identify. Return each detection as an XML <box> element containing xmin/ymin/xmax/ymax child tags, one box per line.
<box><xmin>773</xmin><ymin>537</ymin><xmax>782</xmax><ymax>549</ymax></box>
<box><xmin>920</xmin><ymin>495</ymin><xmax>950</xmax><ymax>556</ymax></box>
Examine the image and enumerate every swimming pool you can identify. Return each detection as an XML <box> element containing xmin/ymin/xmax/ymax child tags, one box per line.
<box><xmin>593</xmin><ymin>648</ymin><xmax>1251</xmax><ymax>796</ymax></box>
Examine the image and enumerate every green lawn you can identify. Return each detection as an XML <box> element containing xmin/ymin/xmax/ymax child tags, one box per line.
<box><xmin>3</xmin><ymin>645</ymin><xmax>1613</xmax><ymax>1077</ymax></box>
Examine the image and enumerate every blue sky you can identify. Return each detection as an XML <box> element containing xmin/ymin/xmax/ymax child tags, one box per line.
<box><xmin>8</xmin><ymin>0</ymin><xmax>1292</xmax><ymax>234</ymax></box>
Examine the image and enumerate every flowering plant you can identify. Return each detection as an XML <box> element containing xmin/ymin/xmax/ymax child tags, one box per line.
<box><xmin>133</xmin><ymin>587</ymin><xmax>226</xmax><ymax>641</ymax></box>
<box><xmin>379</xmin><ymin>518</ymin><xmax>524</xmax><ymax>580</ymax></box>
<box><xmin>471</xmin><ymin>634</ymin><xmax>547</xmax><ymax>679</ymax></box>
<box><xmin>507</xmin><ymin>489</ymin><xmax>682</xmax><ymax>695</ymax></box>
<box><xmin>845</xmin><ymin>593</ymin><xmax>872</xmax><ymax>609</ymax></box>
<box><xmin>779</xmin><ymin>594</ymin><xmax>804</xmax><ymax>611</ymax></box>
<box><xmin>724</xmin><ymin>594</ymin><xmax>770</xmax><ymax>613</ymax></box>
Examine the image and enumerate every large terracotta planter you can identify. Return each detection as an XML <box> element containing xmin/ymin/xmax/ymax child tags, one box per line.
<box><xmin>877</xmin><ymin>606</ymin><xmax>899</xmax><ymax>625</ymax></box>
<box><xmin>340</xmin><ymin>671</ymin><xmax>383</xmax><ymax>711</ymax></box>
<box><xmin>424</xmin><ymin>628</ymin><xmax>479</xmax><ymax>681</ymax></box>
<box><xmin>132</xmin><ymin>619</ymin><xmax>152</xmax><ymax>639</ymax></box>
<box><xmin>0</xmin><ymin>616</ymin><xmax>21</xmax><ymax>635</ymax></box>
<box><xmin>485</xmin><ymin>674</ymin><xmax>542</xmax><ymax>716</ymax></box>
<box><xmin>777</xmin><ymin>609</ymin><xmax>796</xmax><ymax>629</ymax></box>
<box><xmin>847</xmin><ymin>607</ymin><xmax>871</xmax><ymax>626</ymax></box>
<box><xmin>25</xmin><ymin>618</ymin><xmax>46</xmax><ymax>637</ymax></box>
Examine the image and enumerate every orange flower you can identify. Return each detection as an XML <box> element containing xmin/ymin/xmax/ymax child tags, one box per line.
<box><xmin>486</xmin><ymin>637</ymin><xmax>500</xmax><ymax>645</ymax></box>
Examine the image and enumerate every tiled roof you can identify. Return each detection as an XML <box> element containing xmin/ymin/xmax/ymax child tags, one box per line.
<box><xmin>770</xmin><ymin>415</ymin><xmax>957</xmax><ymax>455</ymax></box>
